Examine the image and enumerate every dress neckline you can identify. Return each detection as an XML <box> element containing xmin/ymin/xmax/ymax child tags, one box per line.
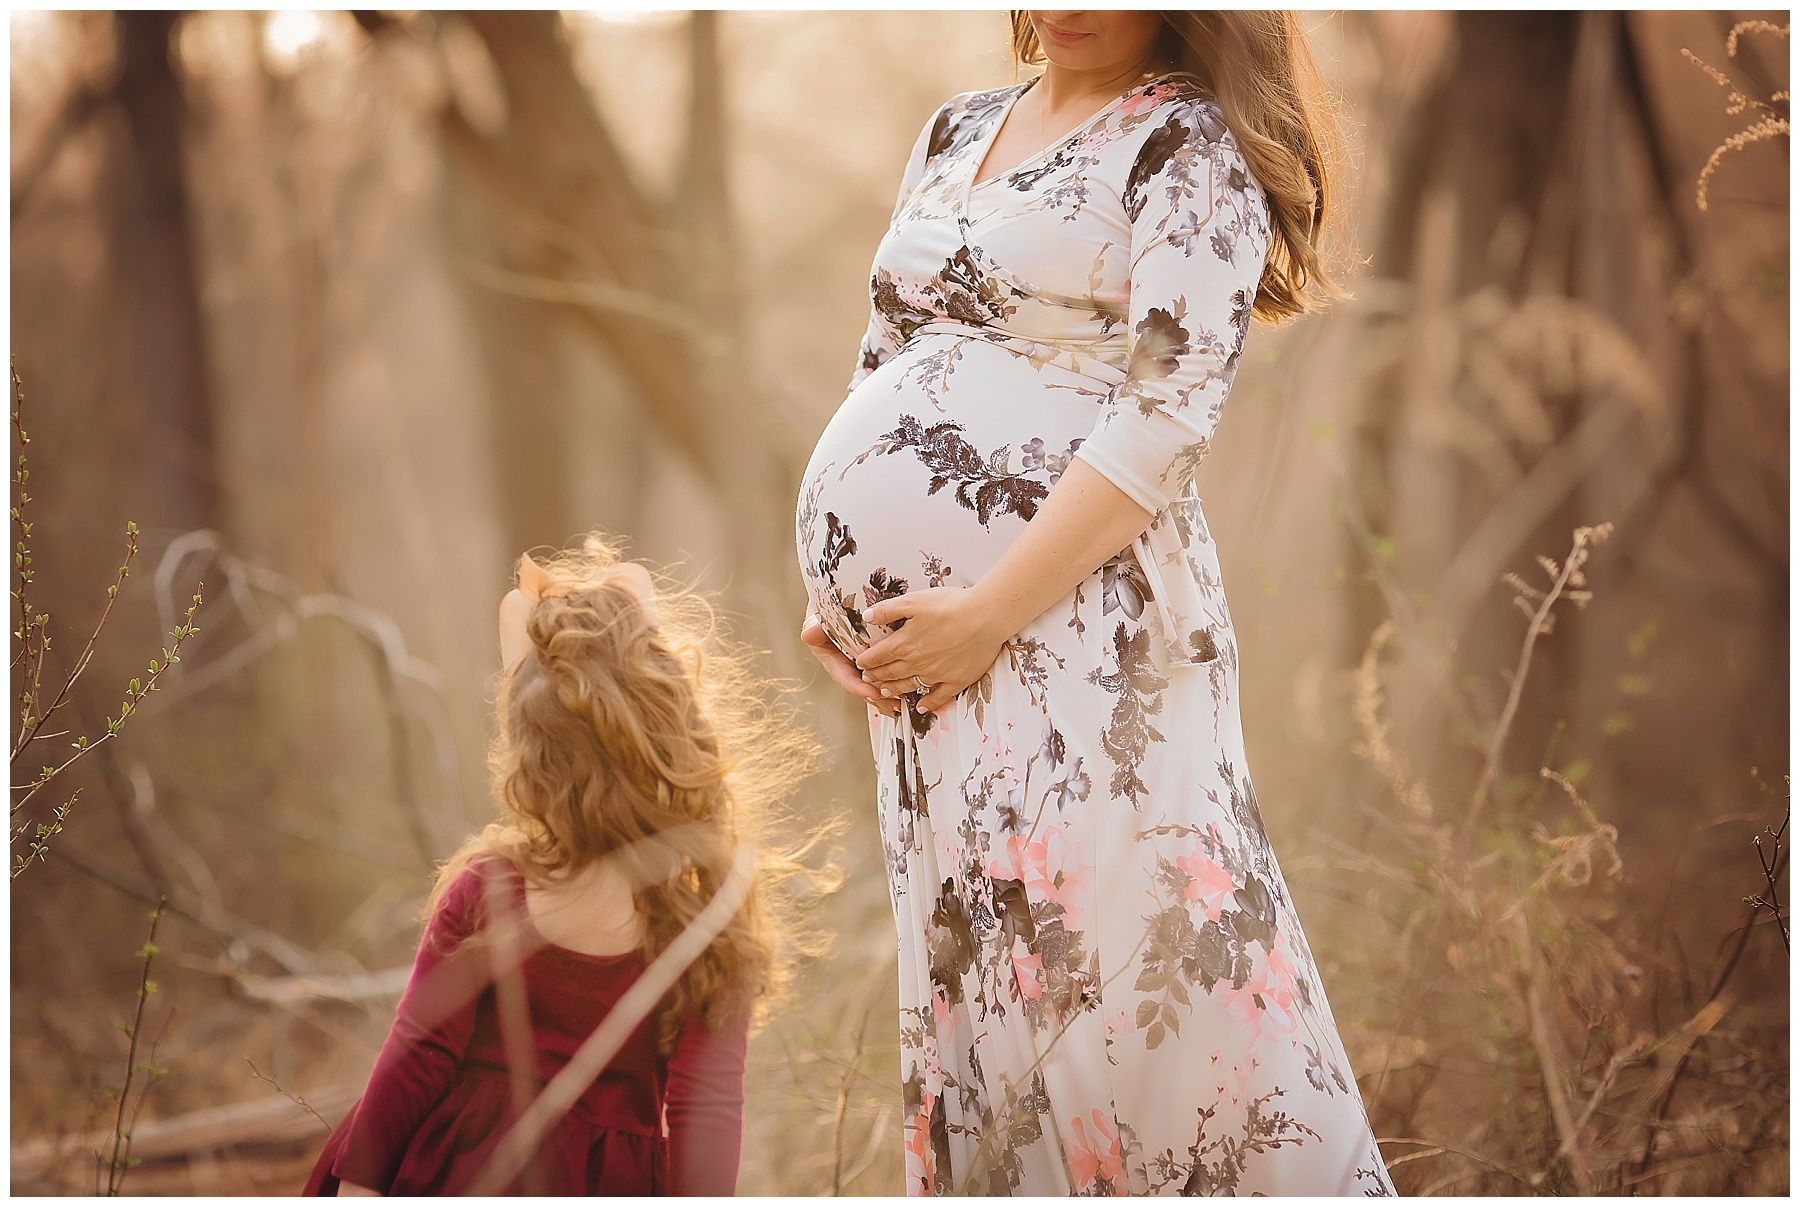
<box><xmin>962</xmin><ymin>70</ymin><xmax>1177</xmax><ymax>207</ymax></box>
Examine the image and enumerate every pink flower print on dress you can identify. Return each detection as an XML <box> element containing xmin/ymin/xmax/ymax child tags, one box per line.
<box><xmin>931</xmin><ymin>987</ymin><xmax>953</xmax><ymax>1037</ymax></box>
<box><xmin>1067</xmin><ymin>1109</ymin><xmax>1125</xmax><ymax>1192</ymax></box>
<box><xmin>932</xmin><ymin>814</ymin><xmax>963</xmax><ymax>871</ymax></box>
<box><xmin>984</xmin><ymin>832</ymin><xmax>1026</xmax><ymax>883</ymax></box>
<box><xmin>795</xmin><ymin>73</ymin><xmax>1397</xmax><ymax>1194</ymax></box>
<box><xmin>1011</xmin><ymin>941</ymin><xmax>1045</xmax><ymax>1002</ymax></box>
<box><xmin>1117</xmin><ymin>87</ymin><xmax>1163</xmax><ymax>118</ymax></box>
<box><xmin>1030</xmin><ymin>824</ymin><xmax>1094</xmax><ymax>930</ymax></box>
<box><xmin>1264</xmin><ymin>945</ymin><xmax>1299</xmax><ymax>1007</ymax></box>
<box><xmin>922</xmin><ymin>1033</ymin><xmax>942</xmax><ymax>1084</ymax></box>
<box><xmin>1227</xmin><ymin>1058</ymin><xmax>1253</xmax><ymax>1103</ymax></box>
<box><xmin>905</xmin><ymin>1097</ymin><xmax>936</xmax><ymax>1195</ymax></box>
<box><xmin>985</xmin><ymin>825</ymin><xmax>1093</xmax><ymax>930</ymax></box>
<box><xmin>983</xmin><ymin>730</ymin><xmax>1016</xmax><ymax>767</ymax></box>
<box><xmin>1218</xmin><ymin>951</ymin><xmax>1300</xmax><ymax>1043</ymax></box>
<box><xmin>1176</xmin><ymin>839</ymin><xmax>1236</xmax><ymax>923</ymax></box>
<box><xmin>1217</xmin><ymin>978</ymin><xmax>1274</xmax><ymax>1044</ymax></box>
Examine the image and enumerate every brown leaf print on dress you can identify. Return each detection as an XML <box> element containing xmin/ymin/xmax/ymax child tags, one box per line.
<box><xmin>1090</xmin><ymin>621</ymin><xmax>1169</xmax><ymax>808</ymax></box>
<box><xmin>793</xmin><ymin>71</ymin><xmax>1395</xmax><ymax>1196</ymax></box>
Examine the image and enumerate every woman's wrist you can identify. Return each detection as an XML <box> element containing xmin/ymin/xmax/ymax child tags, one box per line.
<box><xmin>964</xmin><ymin>574</ymin><xmax>1032</xmax><ymax>649</ymax></box>
<box><xmin>967</xmin><ymin>461</ymin><xmax>1157</xmax><ymax>651</ymax></box>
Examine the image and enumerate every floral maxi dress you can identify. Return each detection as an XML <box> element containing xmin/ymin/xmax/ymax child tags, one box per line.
<box><xmin>795</xmin><ymin>71</ymin><xmax>1395</xmax><ymax>1197</ymax></box>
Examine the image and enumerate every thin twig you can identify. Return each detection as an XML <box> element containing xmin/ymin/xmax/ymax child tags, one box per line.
<box><xmin>147</xmin><ymin>529</ymin><xmax>461</xmax><ymax>858</ymax></box>
<box><xmin>13</xmin><ymin>524</ymin><xmax>140</xmax><ymax>761</ymax></box>
<box><xmin>1463</xmin><ymin>523</ymin><xmax>1611</xmax><ymax>835</ymax></box>
<box><xmin>1377</xmin><ymin>1136</ymin><xmax>1542</xmax><ymax>1192</ymax></box>
<box><xmin>245</xmin><ymin>1058</ymin><xmax>334</xmax><ymax>1133</ymax></box>
<box><xmin>10</xmin><ymin>366</ymin><xmax>53</xmax><ymax>765</ymax></box>
<box><xmin>103</xmin><ymin>898</ymin><xmax>167</xmax><ymax>1196</ymax></box>
<box><xmin>122</xmin><ymin>1010</ymin><xmax>174</xmax><ymax>1166</ymax></box>
<box><xmin>1743</xmin><ymin>806</ymin><xmax>1788</xmax><ymax>950</ymax></box>
<box><xmin>829</xmin><ymin>980</ymin><xmax>878</xmax><ymax>1194</ymax></box>
<box><xmin>11</xmin><ymin>588</ymin><xmax>204</xmax><ymax>829</ymax></box>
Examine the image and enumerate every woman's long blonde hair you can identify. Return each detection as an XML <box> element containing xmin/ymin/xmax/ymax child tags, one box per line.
<box><xmin>1009</xmin><ymin>11</ymin><xmax>1346</xmax><ymax>322</ymax></box>
<box><xmin>431</xmin><ymin>532</ymin><xmax>828</xmax><ymax>1049</ymax></box>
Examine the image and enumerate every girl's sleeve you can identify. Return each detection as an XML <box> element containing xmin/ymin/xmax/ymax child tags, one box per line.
<box><xmin>664</xmin><ymin>1008</ymin><xmax>752</xmax><ymax>1195</ymax></box>
<box><xmin>1071</xmin><ymin>98</ymin><xmax>1275</xmax><ymax>516</ymax></box>
<box><xmin>330</xmin><ymin>868</ymin><xmax>490</xmax><ymax>1192</ymax></box>
<box><xmin>843</xmin><ymin>102</ymin><xmax>946</xmax><ymax>398</ymax></box>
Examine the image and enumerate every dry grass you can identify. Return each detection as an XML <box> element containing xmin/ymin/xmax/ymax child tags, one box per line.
<box><xmin>731</xmin><ymin>516</ymin><xmax>1788</xmax><ymax>1197</ymax></box>
<box><xmin>1683</xmin><ymin>20</ymin><xmax>1790</xmax><ymax>212</ymax></box>
<box><xmin>1331</xmin><ymin>524</ymin><xmax>1787</xmax><ymax>1195</ymax></box>
<box><xmin>8</xmin><ymin>15</ymin><xmax>1787</xmax><ymax>1197</ymax></box>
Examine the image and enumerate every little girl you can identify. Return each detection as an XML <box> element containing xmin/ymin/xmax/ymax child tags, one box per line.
<box><xmin>303</xmin><ymin>533</ymin><xmax>819</xmax><ymax>1195</ymax></box>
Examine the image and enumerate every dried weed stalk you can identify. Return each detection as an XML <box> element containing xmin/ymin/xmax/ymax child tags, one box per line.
<box><xmin>1683</xmin><ymin>21</ymin><xmax>1790</xmax><ymax>212</ymax></box>
<box><xmin>1349</xmin><ymin>521</ymin><xmax>1786</xmax><ymax>1193</ymax></box>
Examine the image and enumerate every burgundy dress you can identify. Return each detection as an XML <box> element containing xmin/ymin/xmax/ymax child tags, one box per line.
<box><xmin>302</xmin><ymin>858</ymin><xmax>749</xmax><ymax>1196</ymax></box>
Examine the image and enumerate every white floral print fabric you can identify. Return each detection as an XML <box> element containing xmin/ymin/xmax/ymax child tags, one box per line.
<box><xmin>795</xmin><ymin>70</ymin><xmax>1396</xmax><ymax>1197</ymax></box>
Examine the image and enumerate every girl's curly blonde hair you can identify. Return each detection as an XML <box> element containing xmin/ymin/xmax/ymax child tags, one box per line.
<box><xmin>431</xmin><ymin>532</ymin><xmax>829</xmax><ymax>1050</ymax></box>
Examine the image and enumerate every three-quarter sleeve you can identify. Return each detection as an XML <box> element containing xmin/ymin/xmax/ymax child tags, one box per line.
<box><xmin>1072</xmin><ymin>98</ymin><xmax>1273</xmax><ymax>516</ymax></box>
<box><xmin>843</xmin><ymin>103</ymin><xmax>944</xmax><ymax>398</ymax></box>
<box><xmin>330</xmin><ymin>867</ymin><xmax>491</xmax><ymax>1192</ymax></box>
<box><xmin>663</xmin><ymin>1008</ymin><xmax>751</xmax><ymax>1195</ymax></box>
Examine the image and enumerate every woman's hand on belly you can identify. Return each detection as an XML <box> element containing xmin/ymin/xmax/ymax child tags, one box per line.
<box><xmin>858</xmin><ymin>459</ymin><xmax>1159</xmax><ymax>714</ymax></box>
<box><xmin>802</xmin><ymin>615</ymin><xmax>902</xmax><ymax>718</ymax></box>
<box><xmin>856</xmin><ymin>588</ymin><xmax>1009</xmax><ymax>715</ymax></box>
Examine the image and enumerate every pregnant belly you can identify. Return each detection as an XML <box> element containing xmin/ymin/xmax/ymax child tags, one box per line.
<box><xmin>794</xmin><ymin>332</ymin><xmax>1109</xmax><ymax>660</ymax></box>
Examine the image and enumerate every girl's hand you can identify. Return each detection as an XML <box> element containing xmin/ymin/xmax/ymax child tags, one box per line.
<box><xmin>338</xmin><ymin>1183</ymin><xmax>380</xmax><ymax>1196</ymax></box>
<box><xmin>856</xmin><ymin>588</ymin><xmax>1008</xmax><ymax>714</ymax></box>
<box><xmin>801</xmin><ymin>616</ymin><xmax>901</xmax><ymax>718</ymax></box>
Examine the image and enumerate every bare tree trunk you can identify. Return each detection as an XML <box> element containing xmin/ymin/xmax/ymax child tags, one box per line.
<box><xmin>430</xmin><ymin>15</ymin><xmax>703</xmax><ymax>533</ymax></box>
<box><xmin>1343</xmin><ymin>15</ymin><xmax>1577</xmax><ymax>800</ymax></box>
<box><xmin>396</xmin><ymin>12</ymin><xmax>786</xmax><ymax>638</ymax></box>
<box><xmin>1346</xmin><ymin>9</ymin><xmax>1786</xmax><ymax>827</ymax></box>
<box><xmin>670</xmin><ymin>12</ymin><xmax>795</xmax><ymax>639</ymax></box>
<box><xmin>106</xmin><ymin>11</ymin><xmax>219</xmax><ymax>535</ymax></box>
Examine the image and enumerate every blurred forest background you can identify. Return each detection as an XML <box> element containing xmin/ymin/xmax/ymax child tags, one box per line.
<box><xmin>9</xmin><ymin>8</ymin><xmax>1789</xmax><ymax>1196</ymax></box>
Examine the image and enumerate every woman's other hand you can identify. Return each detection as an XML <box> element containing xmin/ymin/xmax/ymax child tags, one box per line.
<box><xmin>855</xmin><ymin>588</ymin><xmax>1006</xmax><ymax>715</ymax></box>
<box><xmin>801</xmin><ymin>615</ymin><xmax>901</xmax><ymax>718</ymax></box>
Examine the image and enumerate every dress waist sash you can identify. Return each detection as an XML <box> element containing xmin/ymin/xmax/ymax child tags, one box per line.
<box><xmin>902</xmin><ymin>321</ymin><xmax>1130</xmax><ymax>389</ymax></box>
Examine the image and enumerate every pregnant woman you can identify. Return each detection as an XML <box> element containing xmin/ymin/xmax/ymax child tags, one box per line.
<box><xmin>796</xmin><ymin>12</ymin><xmax>1394</xmax><ymax>1196</ymax></box>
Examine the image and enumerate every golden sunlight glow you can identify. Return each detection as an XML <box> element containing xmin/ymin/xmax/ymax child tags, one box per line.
<box><xmin>569</xmin><ymin>10</ymin><xmax>685</xmax><ymax>30</ymax></box>
<box><xmin>10</xmin><ymin>9</ymin><xmax>54</xmax><ymax>40</ymax></box>
<box><xmin>262</xmin><ymin>9</ymin><xmax>325</xmax><ymax>71</ymax></box>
